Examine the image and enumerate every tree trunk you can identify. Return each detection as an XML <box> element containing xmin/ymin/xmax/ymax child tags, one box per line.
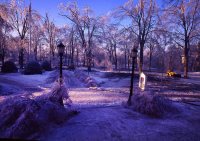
<box><xmin>87</xmin><ymin>48</ymin><xmax>92</xmax><ymax>72</ymax></box>
<box><xmin>184</xmin><ymin>38</ymin><xmax>189</xmax><ymax>78</ymax></box>
<box><xmin>83</xmin><ymin>53</ymin><xmax>86</xmax><ymax>67</ymax></box>
<box><xmin>82</xmin><ymin>41</ymin><xmax>86</xmax><ymax>67</ymax></box>
<box><xmin>149</xmin><ymin>44</ymin><xmax>152</xmax><ymax>72</ymax></box>
<box><xmin>1</xmin><ymin>48</ymin><xmax>5</xmax><ymax>65</ymax></box>
<box><xmin>19</xmin><ymin>48</ymin><xmax>24</xmax><ymax>69</ymax></box>
<box><xmin>139</xmin><ymin>42</ymin><xmax>144</xmax><ymax>73</ymax></box>
<box><xmin>71</xmin><ymin>44</ymin><xmax>74</xmax><ymax>66</ymax></box>
<box><xmin>124</xmin><ymin>48</ymin><xmax>127</xmax><ymax>69</ymax></box>
<box><xmin>114</xmin><ymin>44</ymin><xmax>117</xmax><ymax>70</ymax></box>
<box><xmin>34</xmin><ymin>44</ymin><xmax>37</xmax><ymax>61</ymax></box>
<box><xmin>128</xmin><ymin>55</ymin><xmax>130</xmax><ymax>70</ymax></box>
<box><xmin>76</xmin><ymin>48</ymin><xmax>79</xmax><ymax>67</ymax></box>
<box><xmin>39</xmin><ymin>44</ymin><xmax>42</xmax><ymax>61</ymax></box>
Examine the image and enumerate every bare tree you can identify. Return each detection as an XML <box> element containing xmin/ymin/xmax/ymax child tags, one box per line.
<box><xmin>118</xmin><ymin>0</ymin><xmax>158</xmax><ymax>73</ymax></box>
<box><xmin>9</xmin><ymin>0</ymin><xmax>29</xmax><ymax>68</ymax></box>
<box><xmin>102</xmin><ymin>24</ymin><xmax>120</xmax><ymax>70</ymax></box>
<box><xmin>59</xmin><ymin>2</ymin><xmax>103</xmax><ymax>71</ymax></box>
<box><xmin>43</xmin><ymin>13</ymin><xmax>57</xmax><ymax>65</ymax></box>
<box><xmin>165</xmin><ymin>0</ymin><xmax>200</xmax><ymax>78</ymax></box>
<box><xmin>0</xmin><ymin>3</ymin><xmax>12</xmax><ymax>65</ymax></box>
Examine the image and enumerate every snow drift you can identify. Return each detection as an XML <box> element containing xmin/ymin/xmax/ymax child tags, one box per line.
<box><xmin>74</xmin><ymin>70</ymin><xmax>98</xmax><ymax>87</ymax></box>
<box><xmin>0</xmin><ymin>80</ymin><xmax>77</xmax><ymax>139</ymax></box>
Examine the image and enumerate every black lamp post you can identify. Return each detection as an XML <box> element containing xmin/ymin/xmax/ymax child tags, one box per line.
<box><xmin>57</xmin><ymin>42</ymin><xmax>65</xmax><ymax>83</ymax></box>
<box><xmin>127</xmin><ymin>47</ymin><xmax>138</xmax><ymax>105</ymax></box>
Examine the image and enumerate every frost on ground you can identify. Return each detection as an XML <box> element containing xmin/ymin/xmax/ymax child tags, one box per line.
<box><xmin>0</xmin><ymin>69</ymin><xmax>200</xmax><ymax>140</ymax></box>
<box><xmin>0</xmin><ymin>80</ymin><xmax>77</xmax><ymax>139</ymax></box>
<box><xmin>0</xmin><ymin>71</ymin><xmax>52</xmax><ymax>96</ymax></box>
<box><xmin>43</xmin><ymin>103</ymin><xmax>200</xmax><ymax>141</ymax></box>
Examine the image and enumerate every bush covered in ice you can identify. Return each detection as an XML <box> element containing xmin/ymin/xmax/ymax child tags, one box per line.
<box><xmin>130</xmin><ymin>91</ymin><xmax>178</xmax><ymax>117</ymax></box>
<box><xmin>1</xmin><ymin>61</ymin><xmax>18</xmax><ymax>73</ymax></box>
<box><xmin>41</xmin><ymin>60</ymin><xmax>52</xmax><ymax>71</ymax></box>
<box><xmin>24</xmin><ymin>61</ymin><xmax>42</xmax><ymax>75</ymax></box>
<box><xmin>0</xmin><ymin>80</ymin><xmax>76</xmax><ymax>139</ymax></box>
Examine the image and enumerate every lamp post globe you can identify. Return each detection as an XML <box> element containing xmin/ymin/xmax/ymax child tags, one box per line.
<box><xmin>57</xmin><ymin>42</ymin><xmax>65</xmax><ymax>56</ymax></box>
<box><xmin>57</xmin><ymin>42</ymin><xmax>65</xmax><ymax>83</ymax></box>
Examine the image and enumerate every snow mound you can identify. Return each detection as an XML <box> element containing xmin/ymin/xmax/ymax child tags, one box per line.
<box><xmin>129</xmin><ymin>91</ymin><xmax>179</xmax><ymax>117</ymax></box>
<box><xmin>0</xmin><ymin>80</ymin><xmax>77</xmax><ymax>139</ymax></box>
<box><xmin>74</xmin><ymin>70</ymin><xmax>98</xmax><ymax>87</ymax></box>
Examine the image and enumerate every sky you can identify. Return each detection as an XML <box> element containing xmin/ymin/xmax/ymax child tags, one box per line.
<box><xmin>23</xmin><ymin>0</ymin><xmax>163</xmax><ymax>27</ymax></box>
<box><xmin>27</xmin><ymin>0</ymin><xmax>129</xmax><ymax>26</ymax></box>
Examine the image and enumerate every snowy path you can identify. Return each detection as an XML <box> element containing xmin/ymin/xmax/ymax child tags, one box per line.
<box><xmin>43</xmin><ymin>104</ymin><xmax>200</xmax><ymax>141</ymax></box>
<box><xmin>62</xmin><ymin>70</ymin><xmax>129</xmax><ymax>108</ymax></box>
<box><xmin>42</xmin><ymin>70</ymin><xmax>200</xmax><ymax>141</ymax></box>
<box><xmin>68</xmin><ymin>88</ymin><xmax>129</xmax><ymax>108</ymax></box>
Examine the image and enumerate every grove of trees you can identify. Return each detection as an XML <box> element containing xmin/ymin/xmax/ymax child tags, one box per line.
<box><xmin>0</xmin><ymin>0</ymin><xmax>199</xmax><ymax>78</ymax></box>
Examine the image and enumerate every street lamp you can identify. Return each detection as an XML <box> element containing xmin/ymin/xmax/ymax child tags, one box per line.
<box><xmin>57</xmin><ymin>41</ymin><xmax>65</xmax><ymax>84</ymax></box>
<box><xmin>127</xmin><ymin>47</ymin><xmax>138</xmax><ymax>105</ymax></box>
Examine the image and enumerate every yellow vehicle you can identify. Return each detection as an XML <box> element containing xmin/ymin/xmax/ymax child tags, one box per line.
<box><xmin>166</xmin><ymin>70</ymin><xmax>181</xmax><ymax>77</ymax></box>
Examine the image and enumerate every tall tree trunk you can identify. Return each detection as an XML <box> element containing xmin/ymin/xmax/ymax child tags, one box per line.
<box><xmin>76</xmin><ymin>48</ymin><xmax>79</xmax><ymax>67</ymax></box>
<box><xmin>169</xmin><ymin>55</ymin><xmax>172</xmax><ymax>71</ymax></box>
<box><xmin>49</xmin><ymin>42</ymin><xmax>52</xmax><ymax>66</ymax></box>
<box><xmin>184</xmin><ymin>37</ymin><xmax>189</xmax><ymax>78</ymax></box>
<box><xmin>139</xmin><ymin>42</ymin><xmax>144</xmax><ymax>73</ymax></box>
<box><xmin>71</xmin><ymin>42</ymin><xmax>74</xmax><ymax>66</ymax></box>
<box><xmin>128</xmin><ymin>54</ymin><xmax>130</xmax><ymax>70</ymax></box>
<box><xmin>87</xmin><ymin>48</ymin><xmax>92</xmax><ymax>72</ymax></box>
<box><xmin>149</xmin><ymin>44</ymin><xmax>152</xmax><ymax>72</ymax></box>
<box><xmin>1</xmin><ymin>48</ymin><xmax>5</xmax><ymax>66</ymax></box>
<box><xmin>34</xmin><ymin>44</ymin><xmax>37</xmax><ymax>61</ymax></box>
<box><xmin>39</xmin><ymin>44</ymin><xmax>42</xmax><ymax>61</ymax></box>
<box><xmin>114</xmin><ymin>44</ymin><xmax>117</xmax><ymax>70</ymax></box>
<box><xmin>19</xmin><ymin>40</ymin><xmax>24</xmax><ymax>69</ymax></box>
<box><xmin>82</xmin><ymin>41</ymin><xmax>86</xmax><ymax>67</ymax></box>
<box><xmin>83</xmin><ymin>53</ymin><xmax>86</xmax><ymax>67</ymax></box>
<box><xmin>19</xmin><ymin>48</ymin><xmax>24</xmax><ymax>69</ymax></box>
<box><xmin>124</xmin><ymin>48</ymin><xmax>127</xmax><ymax>69</ymax></box>
<box><xmin>67</xmin><ymin>46</ymin><xmax>70</xmax><ymax>66</ymax></box>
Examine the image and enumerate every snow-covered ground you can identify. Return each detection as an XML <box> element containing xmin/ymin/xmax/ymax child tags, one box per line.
<box><xmin>42</xmin><ymin>103</ymin><xmax>200</xmax><ymax>141</ymax></box>
<box><xmin>0</xmin><ymin>71</ymin><xmax>53</xmax><ymax>96</ymax></box>
<box><xmin>0</xmin><ymin>69</ymin><xmax>200</xmax><ymax>140</ymax></box>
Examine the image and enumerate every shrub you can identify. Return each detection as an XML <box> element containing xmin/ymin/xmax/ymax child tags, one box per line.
<box><xmin>24</xmin><ymin>61</ymin><xmax>42</xmax><ymax>75</ymax></box>
<box><xmin>1</xmin><ymin>61</ymin><xmax>18</xmax><ymax>73</ymax></box>
<box><xmin>0</xmin><ymin>82</ymin><xmax>77</xmax><ymax>138</ymax></box>
<box><xmin>130</xmin><ymin>91</ymin><xmax>178</xmax><ymax>118</ymax></box>
<box><xmin>41</xmin><ymin>61</ymin><xmax>52</xmax><ymax>71</ymax></box>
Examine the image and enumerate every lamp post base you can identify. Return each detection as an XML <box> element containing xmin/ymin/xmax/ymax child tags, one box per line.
<box><xmin>127</xmin><ymin>98</ymin><xmax>132</xmax><ymax>106</ymax></box>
